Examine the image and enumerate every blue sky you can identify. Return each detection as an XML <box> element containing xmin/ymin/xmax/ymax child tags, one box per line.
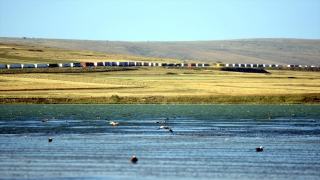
<box><xmin>1</xmin><ymin>0</ymin><xmax>319</xmax><ymax>41</ymax></box>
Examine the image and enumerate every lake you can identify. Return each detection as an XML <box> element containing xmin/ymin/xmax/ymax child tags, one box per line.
<box><xmin>0</xmin><ymin>104</ymin><xmax>319</xmax><ymax>180</ymax></box>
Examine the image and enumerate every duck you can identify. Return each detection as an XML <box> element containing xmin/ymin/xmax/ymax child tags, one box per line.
<box><xmin>48</xmin><ymin>138</ymin><xmax>52</xmax><ymax>142</ymax></box>
<box><xmin>154</xmin><ymin>120</ymin><xmax>166</xmax><ymax>124</ymax></box>
<box><xmin>130</xmin><ymin>155</ymin><xmax>138</xmax><ymax>163</ymax></box>
<box><xmin>256</xmin><ymin>146</ymin><xmax>263</xmax><ymax>152</ymax></box>
<box><xmin>110</xmin><ymin>121</ymin><xmax>119</xmax><ymax>126</ymax></box>
<box><xmin>157</xmin><ymin>126</ymin><xmax>173</xmax><ymax>133</ymax></box>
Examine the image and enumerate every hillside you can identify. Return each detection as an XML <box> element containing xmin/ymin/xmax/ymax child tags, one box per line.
<box><xmin>0</xmin><ymin>37</ymin><xmax>319</xmax><ymax>65</ymax></box>
<box><xmin>0</xmin><ymin>41</ymin><xmax>186</xmax><ymax>65</ymax></box>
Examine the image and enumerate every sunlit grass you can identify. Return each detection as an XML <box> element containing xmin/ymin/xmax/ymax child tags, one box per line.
<box><xmin>0</xmin><ymin>67</ymin><xmax>319</xmax><ymax>104</ymax></box>
<box><xmin>0</xmin><ymin>42</ymin><xmax>319</xmax><ymax>104</ymax></box>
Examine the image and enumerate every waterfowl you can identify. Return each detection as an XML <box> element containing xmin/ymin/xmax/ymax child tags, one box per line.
<box><xmin>157</xmin><ymin>126</ymin><xmax>173</xmax><ymax>133</ymax></box>
<box><xmin>256</xmin><ymin>146</ymin><xmax>263</xmax><ymax>152</ymax></box>
<box><xmin>110</xmin><ymin>121</ymin><xmax>119</xmax><ymax>126</ymax></box>
<box><xmin>155</xmin><ymin>120</ymin><xmax>166</xmax><ymax>124</ymax></box>
<box><xmin>130</xmin><ymin>155</ymin><xmax>138</xmax><ymax>163</ymax></box>
<box><xmin>42</xmin><ymin>118</ymin><xmax>48</xmax><ymax>122</ymax></box>
<box><xmin>48</xmin><ymin>138</ymin><xmax>52</xmax><ymax>142</ymax></box>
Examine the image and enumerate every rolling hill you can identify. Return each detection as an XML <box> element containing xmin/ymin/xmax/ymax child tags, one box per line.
<box><xmin>0</xmin><ymin>37</ymin><xmax>319</xmax><ymax>65</ymax></box>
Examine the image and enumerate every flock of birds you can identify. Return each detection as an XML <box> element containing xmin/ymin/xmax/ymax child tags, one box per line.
<box><xmin>110</xmin><ymin>119</ymin><xmax>173</xmax><ymax>162</ymax></box>
<box><xmin>110</xmin><ymin>119</ymin><xmax>174</xmax><ymax>133</ymax></box>
<box><xmin>44</xmin><ymin>118</ymin><xmax>263</xmax><ymax>164</ymax></box>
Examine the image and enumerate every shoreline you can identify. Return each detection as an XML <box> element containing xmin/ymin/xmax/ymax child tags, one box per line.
<box><xmin>1</xmin><ymin>94</ymin><xmax>319</xmax><ymax>104</ymax></box>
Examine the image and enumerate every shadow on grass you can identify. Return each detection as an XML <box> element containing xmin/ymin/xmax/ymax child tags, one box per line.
<box><xmin>1</xmin><ymin>94</ymin><xmax>319</xmax><ymax>104</ymax></box>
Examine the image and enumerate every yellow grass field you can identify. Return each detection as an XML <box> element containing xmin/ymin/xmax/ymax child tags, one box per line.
<box><xmin>0</xmin><ymin>42</ymin><xmax>319</xmax><ymax>104</ymax></box>
<box><xmin>1</xmin><ymin>67</ymin><xmax>319</xmax><ymax>101</ymax></box>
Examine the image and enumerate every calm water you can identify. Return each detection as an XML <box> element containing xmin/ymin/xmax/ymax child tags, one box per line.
<box><xmin>0</xmin><ymin>105</ymin><xmax>319</xmax><ymax>180</ymax></box>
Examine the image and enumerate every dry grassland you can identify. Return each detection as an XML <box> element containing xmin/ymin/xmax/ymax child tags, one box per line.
<box><xmin>1</xmin><ymin>67</ymin><xmax>319</xmax><ymax>102</ymax></box>
<box><xmin>0</xmin><ymin>42</ymin><xmax>319</xmax><ymax>104</ymax></box>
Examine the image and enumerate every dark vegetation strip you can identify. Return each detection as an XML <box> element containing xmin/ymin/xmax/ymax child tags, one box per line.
<box><xmin>141</xmin><ymin>66</ymin><xmax>320</xmax><ymax>72</ymax></box>
<box><xmin>220</xmin><ymin>67</ymin><xmax>269</xmax><ymax>73</ymax></box>
<box><xmin>1</xmin><ymin>94</ymin><xmax>319</xmax><ymax>104</ymax></box>
<box><xmin>1</xmin><ymin>66</ymin><xmax>319</xmax><ymax>74</ymax></box>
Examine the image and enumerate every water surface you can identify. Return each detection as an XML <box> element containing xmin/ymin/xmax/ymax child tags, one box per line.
<box><xmin>0</xmin><ymin>105</ymin><xmax>319</xmax><ymax>179</ymax></box>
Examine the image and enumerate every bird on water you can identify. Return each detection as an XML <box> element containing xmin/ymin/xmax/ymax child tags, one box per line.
<box><xmin>130</xmin><ymin>155</ymin><xmax>138</xmax><ymax>163</ymax></box>
<box><xmin>256</xmin><ymin>146</ymin><xmax>263</xmax><ymax>152</ymax></box>
<box><xmin>110</xmin><ymin>121</ymin><xmax>119</xmax><ymax>126</ymax></box>
<box><xmin>157</xmin><ymin>126</ymin><xmax>173</xmax><ymax>133</ymax></box>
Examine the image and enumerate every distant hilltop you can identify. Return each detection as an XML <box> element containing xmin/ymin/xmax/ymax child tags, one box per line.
<box><xmin>0</xmin><ymin>37</ymin><xmax>319</xmax><ymax>66</ymax></box>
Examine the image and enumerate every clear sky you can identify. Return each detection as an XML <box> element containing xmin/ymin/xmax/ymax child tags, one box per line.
<box><xmin>1</xmin><ymin>0</ymin><xmax>319</xmax><ymax>41</ymax></box>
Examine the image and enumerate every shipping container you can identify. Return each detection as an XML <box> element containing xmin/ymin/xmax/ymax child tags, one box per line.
<box><xmin>104</xmin><ymin>62</ymin><xmax>112</xmax><ymax>66</ymax></box>
<box><xmin>128</xmin><ymin>62</ymin><xmax>135</xmax><ymax>66</ymax></box>
<box><xmin>61</xmin><ymin>63</ymin><xmax>72</xmax><ymax>67</ymax></box>
<box><xmin>96</xmin><ymin>62</ymin><xmax>104</xmax><ymax>66</ymax></box>
<box><xmin>23</xmin><ymin>64</ymin><xmax>36</xmax><ymax>68</ymax></box>
<box><xmin>73</xmin><ymin>63</ymin><xmax>83</xmax><ymax>67</ymax></box>
<box><xmin>216</xmin><ymin>63</ymin><xmax>225</xmax><ymax>67</ymax></box>
<box><xmin>48</xmin><ymin>64</ymin><xmax>59</xmax><ymax>68</ymax></box>
<box><xmin>36</xmin><ymin>64</ymin><xmax>48</xmax><ymax>68</ymax></box>
<box><xmin>83</xmin><ymin>62</ymin><xmax>94</xmax><ymax>67</ymax></box>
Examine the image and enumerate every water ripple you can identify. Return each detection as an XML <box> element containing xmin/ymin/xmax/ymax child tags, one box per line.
<box><xmin>0</xmin><ymin>105</ymin><xmax>319</xmax><ymax>180</ymax></box>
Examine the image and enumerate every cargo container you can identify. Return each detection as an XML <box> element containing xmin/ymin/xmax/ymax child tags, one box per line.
<box><xmin>73</xmin><ymin>63</ymin><xmax>82</xmax><ymax>67</ymax></box>
<box><xmin>23</xmin><ymin>64</ymin><xmax>36</xmax><ymax>68</ymax></box>
<box><xmin>48</xmin><ymin>64</ymin><xmax>59</xmax><ymax>68</ymax></box>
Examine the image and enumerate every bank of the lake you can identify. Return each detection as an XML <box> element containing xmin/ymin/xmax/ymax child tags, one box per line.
<box><xmin>1</xmin><ymin>93</ymin><xmax>319</xmax><ymax>104</ymax></box>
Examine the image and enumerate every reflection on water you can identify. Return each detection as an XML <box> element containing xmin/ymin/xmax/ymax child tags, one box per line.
<box><xmin>0</xmin><ymin>105</ymin><xmax>319</xmax><ymax>179</ymax></box>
